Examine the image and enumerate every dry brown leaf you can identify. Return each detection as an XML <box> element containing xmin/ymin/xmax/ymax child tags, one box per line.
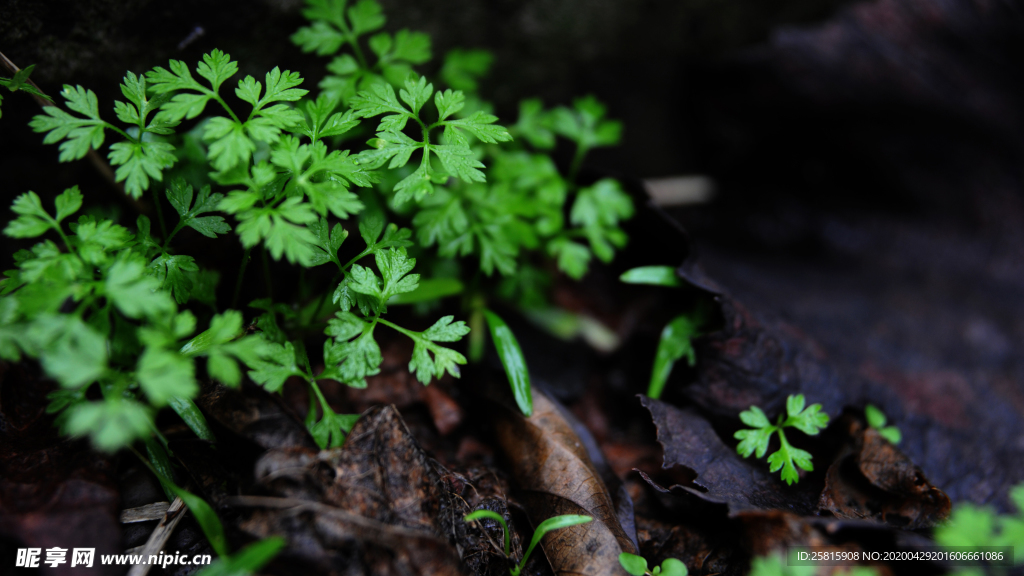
<box><xmin>819</xmin><ymin>427</ymin><xmax>950</xmax><ymax>528</ymax></box>
<box><xmin>493</xmin><ymin>388</ymin><xmax>638</xmax><ymax>576</ymax></box>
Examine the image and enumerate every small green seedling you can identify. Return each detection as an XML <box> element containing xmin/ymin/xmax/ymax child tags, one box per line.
<box><xmin>646</xmin><ymin>313</ymin><xmax>700</xmax><ymax>399</ymax></box>
<box><xmin>864</xmin><ymin>404</ymin><xmax>901</xmax><ymax>444</ymax></box>
<box><xmin>464</xmin><ymin>510</ymin><xmax>592</xmax><ymax>576</ymax></box>
<box><xmin>619</xmin><ymin>265</ymin><xmax>706</xmax><ymax>399</ymax></box>
<box><xmin>618</xmin><ymin>552</ymin><xmax>687</xmax><ymax>576</ymax></box>
<box><xmin>735</xmin><ymin>394</ymin><xmax>830</xmax><ymax>485</ymax></box>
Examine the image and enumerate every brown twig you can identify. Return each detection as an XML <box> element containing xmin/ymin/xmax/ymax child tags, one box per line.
<box><xmin>126</xmin><ymin>496</ymin><xmax>187</xmax><ymax>576</ymax></box>
<box><xmin>0</xmin><ymin>49</ymin><xmax>148</xmax><ymax>214</ymax></box>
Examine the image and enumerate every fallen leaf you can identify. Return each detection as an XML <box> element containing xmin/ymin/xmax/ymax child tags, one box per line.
<box><xmin>819</xmin><ymin>425</ymin><xmax>950</xmax><ymax>528</ymax></box>
<box><xmin>641</xmin><ymin>396</ymin><xmax>819</xmax><ymax>515</ymax></box>
<box><xmin>249</xmin><ymin>405</ymin><xmax>516</xmax><ymax>575</ymax></box>
<box><xmin>493</xmin><ymin>387</ymin><xmax>639</xmax><ymax>575</ymax></box>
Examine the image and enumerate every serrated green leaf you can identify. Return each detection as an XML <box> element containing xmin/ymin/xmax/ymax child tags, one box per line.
<box><xmin>322</xmin><ymin>327</ymin><xmax>381</xmax><ymax>388</ymax></box>
<box><xmin>347</xmin><ymin>0</ymin><xmax>385</xmax><ymax>35</ymax></box>
<box><xmin>137</xmin><ymin>346</ymin><xmax>197</xmax><ymax>405</ymax></box>
<box><xmin>65</xmin><ymin>399</ymin><xmax>151</xmax><ymax>452</ymax></box>
<box><xmin>515</xmin><ymin>98</ymin><xmax>555</xmax><ymax>149</ymax></box>
<box><xmin>105</xmin><ymin>255</ymin><xmax>176</xmax><ymax>319</ymax></box>
<box><xmin>431</xmin><ymin>144</ymin><xmax>486</xmax><ymax>183</ymax></box>
<box><xmin>292</xmin><ymin>20</ymin><xmax>347</xmax><ymax>56</ymax></box>
<box><xmin>30</xmin><ymin>86</ymin><xmax>108</xmax><ymax>162</ymax></box>
<box><xmin>54</xmin><ymin>186</ymin><xmax>83</xmax><ymax>223</ymax></box>
<box><xmin>195</xmin><ymin>49</ymin><xmax>238</xmax><ymax>93</ymax></box>
<box><xmin>26</xmin><ymin>314</ymin><xmax>108</xmax><ymax>388</ymax></box>
<box><xmin>149</xmin><ymin>253</ymin><xmax>199</xmax><ymax>304</ymax></box>
<box><xmin>108</xmin><ymin>140</ymin><xmax>177</xmax><ymax>198</ymax></box>
<box><xmin>399</xmin><ymin>76</ymin><xmax>432</xmax><ymax>115</ymax></box>
<box><xmin>390</xmin><ymin>29</ymin><xmax>431</xmax><ymax>64</ymax></box>
<box><xmin>443</xmin><ymin>110</ymin><xmax>512</xmax><ymax>144</ymax></box>
<box><xmin>247</xmin><ymin>339</ymin><xmax>303</xmax><ymax>392</ymax></box>
<box><xmin>547</xmin><ymin>237</ymin><xmax>591</xmax><ymax>280</ymax></box>
<box><xmin>441</xmin><ymin>49</ymin><xmax>493</xmax><ymax>92</ymax></box>
<box><xmin>4</xmin><ymin>191</ymin><xmax>54</xmax><ymax>238</ymax></box>
<box><xmin>203</xmin><ymin>116</ymin><xmax>255</xmax><ymax>172</ymax></box>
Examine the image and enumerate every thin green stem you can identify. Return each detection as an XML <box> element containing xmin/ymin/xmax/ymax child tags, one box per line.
<box><xmin>162</xmin><ymin>221</ymin><xmax>186</xmax><ymax>251</ymax></box>
<box><xmin>568</xmin><ymin>143</ymin><xmax>589</xmax><ymax>187</ymax></box>
<box><xmin>103</xmin><ymin>122</ymin><xmax>134</xmax><ymax>142</ymax></box>
<box><xmin>376</xmin><ymin>317</ymin><xmax>414</xmax><ymax>338</ymax></box>
<box><xmin>310</xmin><ymin>271</ymin><xmax>343</xmax><ymax>325</ymax></box>
<box><xmin>211</xmin><ymin>93</ymin><xmax>242</xmax><ymax>124</ymax></box>
<box><xmin>261</xmin><ymin>246</ymin><xmax>273</xmax><ymax>299</ymax></box>
<box><xmin>341</xmin><ymin>25</ymin><xmax>369</xmax><ymax>70</ymax></box>
<box><xmin>151</xmin><ymin>187</ymin><xmax>169</xmax><ymax>241</ymax></box>
<box><xmin>231</xmin><ymin>247</ymin><xmax>252</xmax><ymax>309</ymax></box>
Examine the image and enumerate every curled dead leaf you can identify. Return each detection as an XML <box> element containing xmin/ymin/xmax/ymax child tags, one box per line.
<box><xmin>819</xmin><ymin>426</ymin><xmax>950</xmax><ymax>528</ymax></box>
<box><xmin>493</xmin><ymin>387</ymin><xmax>638</xmax><ymax>575</ymax></box>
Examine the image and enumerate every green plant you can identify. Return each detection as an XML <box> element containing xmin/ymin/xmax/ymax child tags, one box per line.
<box><xmin>1</xmin><ymin>63</ymin><xmax>50</xmax><ymax>119</ymax></box>
<box><xmin>935</xmin><ymin>483</ymin><xmax>1024</xmax><ymax>558</ymax></box>
<box><xmin>620</xmin><ymin>265</ymin><xmax>705</xmax><ymax>399</ymax></box>
<box><xmin>618</xmin><ymin>552</ymin><xmax>688</xmax><ymax>576</ymax></box>
<box><xmin>735</xmin><ymin>394</ymin><xmax>830</xmax><ymax>485</ymax></box>
<box><xmin>864</xmin><ymin>404</ymin><xmax>901</xmax><ymax>444</ymax></box>
<box><xmin>463</xmin><ymin>509</ymin><xmax>592</xmax><ymax>576</ymax></box>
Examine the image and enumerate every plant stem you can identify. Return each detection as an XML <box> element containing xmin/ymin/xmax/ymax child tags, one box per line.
<box><xmin>568</xmin><ymin>143</ymin><xmax>588</xmax><ymax>187</ymax></box>
<box><xmin>151</xmin><ymin>187</ymin><xmax>169</xmax><ymax>241</ymax></box>
<box><xmin>231</xmin><ymin>247</ymin><xmax>252</xmax><ymax>309</ymax></box>
<box><xmin>310</xmin><ymin>271</ymin><xmax>342</xmax><ymax>325</ymax></box>
<box><xmin>262</xmin><ymin>246</ymin><xmax>273</xmax><ymax>300</ymax></box>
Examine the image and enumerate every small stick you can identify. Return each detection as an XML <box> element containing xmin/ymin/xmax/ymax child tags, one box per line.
<box><xmin>126</xmin><ymin>496</ymin><xmax>187</xmax><ymax>576</ymax></box>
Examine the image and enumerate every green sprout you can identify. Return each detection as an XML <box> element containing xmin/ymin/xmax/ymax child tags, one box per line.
<box><xmin>619</xmin><ymin>265</ymin><xmax>705</xmax><ymax>399</ymax></box>
<box><xmin>619</xmin><ymin>552</ymin><xmax>688</xmax><ymax>576</ymax></box>
<box><xmin>464</xmin><ymin>510</ymin><xmax>592</xmax><ymax>576</ymax></box>
<box><xmin>864</xmin><ymin>404</ymin><xmax>901</xmax><ymax>444</ymax></box>
<box><xmin>734</xmin><ymin>394</ymin><xmax>830</xmax><ymax>485</ymax></box>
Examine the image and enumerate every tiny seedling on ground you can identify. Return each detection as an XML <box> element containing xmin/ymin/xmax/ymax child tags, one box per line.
<box><xmin>464</xmin><ymin>509</ymin><xmax>592</xmax><ymax>576</ymax></box>
<box><xmin>619</xmin><ymin>265</ymin><xmax>706</xmax><ymax>399</ymax></box>
<box><xmin>864</xmin><ymin>404</ymin><xmax>901</xmax><ymax>444</ymax></box>
<box><xmin>619</xmin><ymin>552</ymin><xmax>688</xmax><ymax>576</ymax></box>
<box><xmin>734</xmin><ymin>394</ymin><xmax>830</xmax><ymax>485</ymax></box>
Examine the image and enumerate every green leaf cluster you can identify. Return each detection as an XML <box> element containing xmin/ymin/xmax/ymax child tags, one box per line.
<box><xmin>1</xmin><ymin>188</ymin><xmax>231</xmax><ymax>449</ymax></box>
<box><xmin>292</xmin><ymin>0</ymin><xmax>431</xmax><ymax>104</ymax></box>
<box><xmin>735</xmin><ymin>394</ymin><xmax>830</xmax><ymax>485</ymax></box>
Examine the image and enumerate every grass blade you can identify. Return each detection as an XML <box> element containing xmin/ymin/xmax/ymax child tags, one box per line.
<box><xmin>484</xmin><ymin>310</ymin><xmax>532</xmax><ymax>416</ymax></box>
